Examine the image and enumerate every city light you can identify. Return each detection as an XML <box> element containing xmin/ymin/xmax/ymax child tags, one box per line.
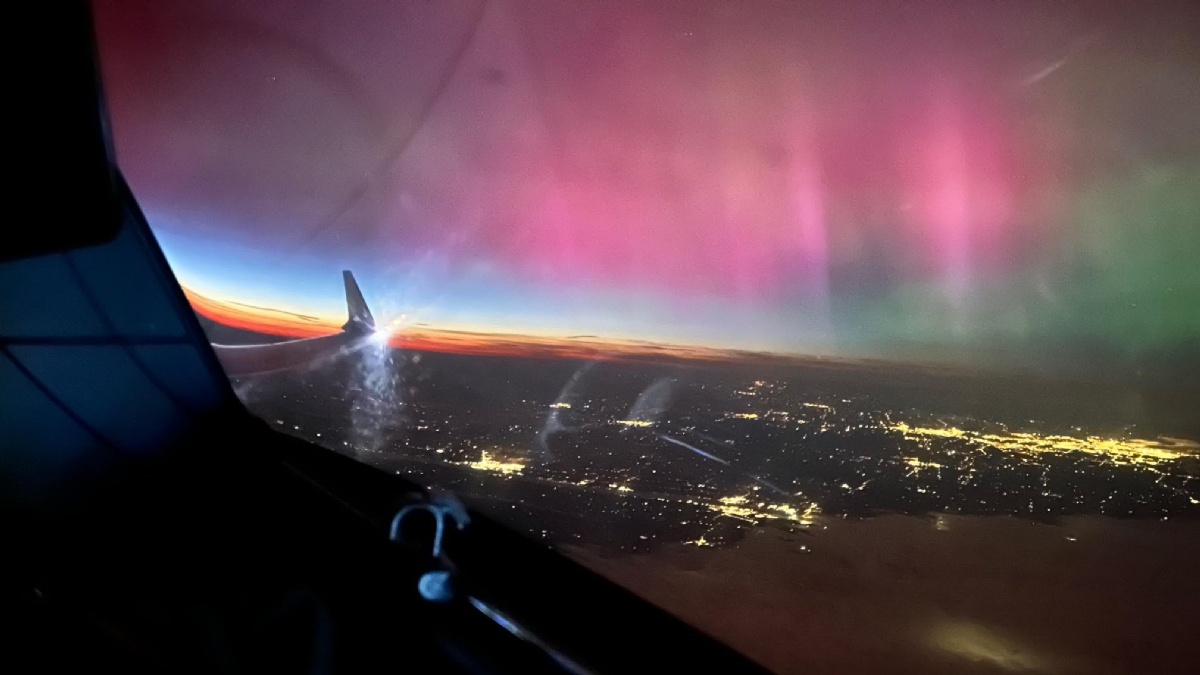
<box><xmin>889</xmin><ymin>422</ymin><xmax>1198</xmax><ymax>468</ymax></box>
<box><xmin>459</xmin><ymin>449</ymin><xmax>525</xmax><ymax>476</ymax></box>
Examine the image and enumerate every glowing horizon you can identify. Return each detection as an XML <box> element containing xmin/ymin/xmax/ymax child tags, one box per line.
<box><xmin>184</xmin><ymin>284</ymin><xmax>822</xmax><ymax>363</ymax></box>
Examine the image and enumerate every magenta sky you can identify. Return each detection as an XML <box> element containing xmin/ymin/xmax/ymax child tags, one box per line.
<box><xmin>93</xmin><ymin>0</ymin><xmax>1200</xmax><ymax>380</ymax></box>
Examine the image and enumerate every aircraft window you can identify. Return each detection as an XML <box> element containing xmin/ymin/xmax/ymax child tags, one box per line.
<box><xmin>93</xmin><ymin>1</ymin><xmax>1200</xmax><ymax>672</ymax></box>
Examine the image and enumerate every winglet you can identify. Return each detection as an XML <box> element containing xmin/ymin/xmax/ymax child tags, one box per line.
<box><xmin>342</xmin><ymin>270</ymin><xmax>375</xmax><ymax>335</ymax></box>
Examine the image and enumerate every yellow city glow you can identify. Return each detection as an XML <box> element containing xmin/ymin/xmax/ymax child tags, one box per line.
<box><xmin>733</xmin><ymin>412</ymin><xmax>760</xmax><ymax>420</ymax></box>
<box><xmin>701</xmin><ymin>494</ymin><xmax>819</xmax><ymax>526</ymax></box>
<box><xmin>609</xmin><ymin>483</ymin><xmax>633</xmax><ymax>492</ymax></box>
<box><xmin>549</xmin><ymin>402</ymin><xmax>572</xmax><ymax>409</ymax></box>
<box><xmin>461</xmin><ymin>449</ymin><xmax>525</xmax><ymax>475</ymax></box>
<box><xmin>713</xmin><ymin>495</ymin><xmax>760</xmax><ymax>521</ymax></box>
<box><xmin>904</xmin><ymin>457</ymin><xmax>944</xmax><ymax>469</ymax></box>
<box><xmin>903</xmin><ymin>456</ymin><xmax>944</xmax><ymax>477</ymax></box>
<box><xmin>889</xmin><ymin>422</ymin><xmax>1198</xmax><ymax>467</ymax></box>
<box><xmin>615</xmin><ymin>419</ymin><xmax>653</xmax><ymax>427</ymax></box>
<box><xmin>801</xmin><ymin>402</ymin><xmax>833</xmax><ymax>411</ymax></box>
<box><xmin>766</xmin><ymin>502</ymin><xmax>819</xmax><ymax>525</ymax></box>
<box><xmin>684</xmin><ymin>536</ymin><xmax>714</xmax><ymax>547</ymax></box>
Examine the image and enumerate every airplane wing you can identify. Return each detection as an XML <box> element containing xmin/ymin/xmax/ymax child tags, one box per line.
<box><xmin>341</xmin><ymin>269</ymin><xmax>375</xmax><ymax>335</ymax></box>
<box><xmin>211</xmin><ymin>271</ymin><xmax>377</xmax><ymax>377</ymax></box>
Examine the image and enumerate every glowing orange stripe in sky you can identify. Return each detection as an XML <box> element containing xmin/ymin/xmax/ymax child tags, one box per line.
<box><xmin>186</xmin><ymin>288</ymin><xmax>1119</xmax><ymax>385</ymax></box>
<box><xmin>184</xmin><ymin>287</ymin><xmax>779</xmax><ymax>362</ymax></box>
<box><xmin>184</xmin><ymin>288</ymin><xmax>339</xmax><ymax>339</ymax></box>
<box><xmin>384</xmin><ymin>328</ymin><xmax>754</xmax><ymax>362</ymax></box>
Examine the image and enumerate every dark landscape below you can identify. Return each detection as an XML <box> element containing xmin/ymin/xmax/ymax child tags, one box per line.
<box><xmin>222</xmin><ymin>329</ymin><xmax>1200</xmax><ymax>674</ymax></box>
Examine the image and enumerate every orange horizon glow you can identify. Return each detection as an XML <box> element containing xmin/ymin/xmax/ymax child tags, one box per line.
<box><xmin>183</xmin><ymin>287</ymin><xmax>1194</xmax><ymax>393</ymax></box>
<box><xmin>184</xmin><ymin>288</ymin><xmax>339</xmax><ymax>339</ymax></box>
<box><xmin>184</xmin><ymin>286</ymin><xmax>787</xmax><ymax>363</ymax></box>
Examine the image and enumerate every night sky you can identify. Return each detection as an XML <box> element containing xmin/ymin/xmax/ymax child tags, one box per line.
<box><xmin>92</xmin><ymin>1</ymin><xmax>1200</xmax><ymax>381</ymax></box>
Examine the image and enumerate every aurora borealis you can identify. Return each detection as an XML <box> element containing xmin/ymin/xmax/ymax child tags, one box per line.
<box><xmin>92</xmin><ymin>0</ymin><xmax>1200</xmax><ymax>382</ymax></box>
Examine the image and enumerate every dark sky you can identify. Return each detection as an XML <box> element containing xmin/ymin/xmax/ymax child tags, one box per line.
<box><xmin>93</xmin><ymin>0</ymin><xmax>1200</xmax><ymax>382</ymax></box>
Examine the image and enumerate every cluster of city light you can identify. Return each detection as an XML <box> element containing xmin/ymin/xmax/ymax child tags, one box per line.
<box><xmin>549</xmin><ymin>402</ymin><xmax>572</xmax><ymax>409</ymax></box>
<box><xmin>459</xmin><ymin>449</ymin><xmax>526</xmax><ymax>475</ymax></box>
<box><xmin>733</xmin><ymin>382</ymin><xmax>766</xmax><ymax>397</ymax></box>
<box><xmin>904</xmin><ymin>457</ymin><xmax>944</xmax><ymax>468</ymax></box>
<box><xmin>890</xmin><ymin>422</ymin><xmax>1199</xmax><ymax>467</ymax></box>
<box><xmin>614</xmin><ymin>419</ymin><xmax>653</xmax><ymax>427</ymax></box>
<box><xmin>765</xmin><ymin>501</ymin><xmax>819</xmax><ymax>525</ymax></box>
<box><xmin>683</xmin><ymin>493</ymin><xmax>819</xmax><ymax>526</ymax></box>
<box><xmin>903</xmin><ymin>456</ymin><xmax>945</xmax><ymax>476</ymax></box>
